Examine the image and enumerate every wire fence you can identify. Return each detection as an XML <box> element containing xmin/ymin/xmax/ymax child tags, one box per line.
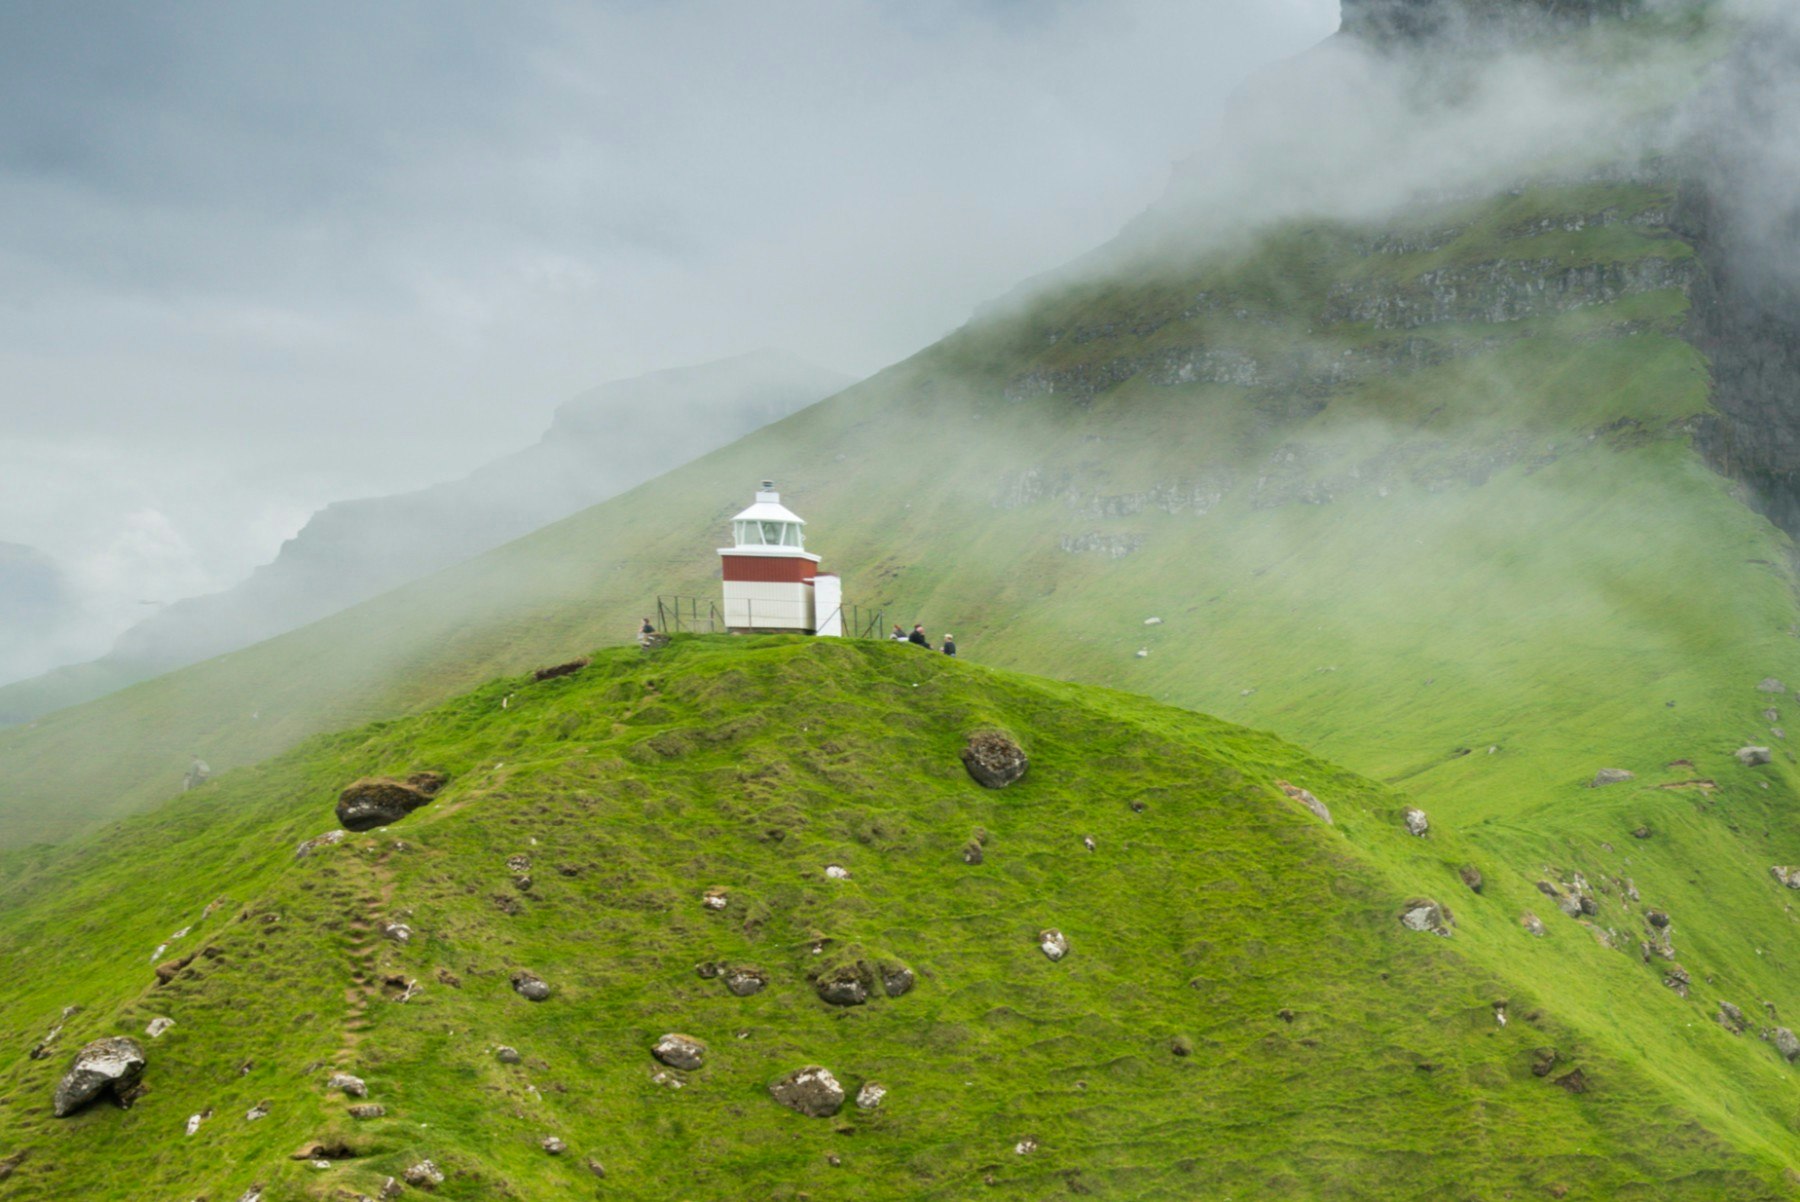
<box><xmin>655</xmin><ymin>595</ymin><xmax>885</xmax><ymax>639</ymax></box>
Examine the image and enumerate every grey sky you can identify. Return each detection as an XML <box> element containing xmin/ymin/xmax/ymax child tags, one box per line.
<box><xmin>0</xmin><ymin>0</ymin><xmax>1336</xmax><ymax>673</ymax></box>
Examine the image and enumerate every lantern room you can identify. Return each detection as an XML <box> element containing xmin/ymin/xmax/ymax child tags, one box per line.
<box><xmin>720</xmin><ymin>481</ymin><xmax>830</xmax><ymax>634</ymax></box>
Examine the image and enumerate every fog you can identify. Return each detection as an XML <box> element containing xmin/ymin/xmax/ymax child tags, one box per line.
<box><xmin>0</xmin><ymin>0</ymin><xmax>1336</xmax><ymax>684</ymax></box>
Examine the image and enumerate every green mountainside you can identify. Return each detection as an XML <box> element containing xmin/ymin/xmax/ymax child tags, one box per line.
<box><xmin>2</xmin><ymin>637</ymin><xmax>1796</xmax><ymax>1200</ymax></box>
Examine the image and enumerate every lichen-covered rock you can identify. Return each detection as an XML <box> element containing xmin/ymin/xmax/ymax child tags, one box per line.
<box><xmin>1775</xmin><ymin>1027</ymin><xmax>1800</xmax><ymax>1062</ymax></box>
<box><xmin>348</xmin><ymin>1103</ymin><xmax>386</xmax><ymax>1119</ymax></box>
<box><xmin>1275</xmin><ymin>780</ymin><xmax>1331</xmax><ymax>824</ymax></box>
<box><xmin>1645</xmin><ymin>909</ymin><xmax>1671</xmax><ymax>930</ymax></box>
<box><xmin>881</xmin><ymin>965</ymin><xmax>915</xmax><ymax>998</ymax></box>
<box><xmin>145</xmin><ymin>1016</ymin><xmax>175</xmax><ymax>1038</ymax></box>
<box><xmin>336</xmin><ymin>775</ymin><xmax>446</xmax><ymax>832</ymax></box>
<box><xmin>1759</xmin><ymin>678</ymin><xmax>1788</xmax><ymax>694</ymax></box>
<box><xmin>52</xmin><ymin>1037</ymin><xmax>147</xmax><ymax>1117</ymax></box>
<box><xmin>1737</xmin><ymin>746</ymin><xmax>1773</xmax><ymax>767</ymax></box>
<box><xmin>380</xmin><ymin>921</ymin><xmax>413</xmax><ymax>945</ymax></box>
<box><xmin>1402</xmin><ymin>807</ymin><xmax>1429</xmax><ymax>836</ymax></box>
<box><xmin>652</xmin><ymin>1033</ymin><xmax>707</xmax><ymax>1072</ymax></box>
<box><xmin>1458</xmin><ymin>864</ymin><xmax>1484</xmax><ymax>893</ymax></box>
<box><xmin>770</xmin><ymin>1065</ymin><xmax>845</xmax><ymax>1117</ymax></box>
<box><xmin>1590</xmin><ymin>768</ymin><xmax>1635</xmax><ymax>787</ymax></box>
<box><xmin>328</xmin><ymin>1072</ymin><xmax>366</xmax><ymax>1097</ymax></box>
<box><xmin>541</xmin><ymin>1135</ymin><xmax>567</xmax><ymax>1154</ymax></box>
<box><xmin>1039</xmin><ymin>929</ymin><xmax>1070</xmax><ymax>961</ymax></box>
<box><xmin>294</xmin><ymin>830</ymin><xmax>348</xmax><ymax>859</ymax></box>
<box><xmin>702</xmin><ymin>887</ymin><xmax>730</xmax><ymax>911</ymax></box>
<box><xmin>961</xmin><ymin>731</ymin><xmax>1028</xmax><ymax>788</ymax></box>
<box><xmin>815</xmin><ymin>966</ymin><xmax>869</xmax><ymax>1007</ymax></box>
<box><xmin>856</xmin><ymin>1081</ymin><xmax>887</xmax><ymax>1110</ymax></box>
<box><xmin>496</xmin><ymin>1046</ymin><xmax>522</xmax><ymax>1064</ymax></box>
<box><xmin>1773</xmin><ymin>866</ymin><xmax>1800</xmax><ymax>890</ymax></box>
<box><xmin>1664</xmin><ymin>967</ymin><xmax>1692</xmax><ymax>998</ymax></box>
<box><xmin>403</xmin><ymin>1159</ymin><xmax>445</xmax><ymax>1188</ymax></box>
<box><xmin>1719</xmin><ymin>1001</ymin><xmax>1748</xmax><ymax>1034</ymax></box>
<box><xmin>511</xmin><ymin>970</ymin><xmax>551</xmax><ymax>1001</ymax></box>
<box><xmin>723</xmin><ymin>967</ymin><xmax>767</xmax><ymax>996</ymax></box>
<box><xmin>1400</xmin><ymin>900</ymin><xmax>1453</xmax><ymax>936</ymax></box>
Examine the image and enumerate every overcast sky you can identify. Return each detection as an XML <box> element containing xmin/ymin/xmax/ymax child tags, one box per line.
<box><xmin>0</xmin><ymin>0</ymin><xmax>1337</xmax><ymax>666</ymax></box>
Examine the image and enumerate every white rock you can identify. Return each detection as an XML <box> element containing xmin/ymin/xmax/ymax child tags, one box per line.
<box><xmin>1015</xmin><ymin>1137</ymin><xmax>1039</xmax><ymax>1155</ymax></box>
<box><xmin>185</xmin><ymin>1111</ymin><xmax>209</xmax><ymax>1136</ymax></box>
<box><xmin>702</xmin><ymin>888</ymin><xmax>729</xmax><ymax>910</ymax></box>
<box><xmin>1038</xmin><ymin>929</ymin><xmax>1070</xmax><ymax>961</ymax></box>
<box><xmin>825</xmin><ymin>865</ymin><xmax>851</xmax><ymax>880</ymax></box>
<box><xmin>856</xmin><ymin>1082</ymin><xmax>887</xmax><ymax>1110</ymax></box>
<box><xmin>1143</xmin><ymin>617</ymin><xmax>1164</xmax><ymax>626</ymax></box>
<box><xmin>146</xmin><ymin>1017</ymin><xmax>175</xmax><ymax>1039</ymax></box>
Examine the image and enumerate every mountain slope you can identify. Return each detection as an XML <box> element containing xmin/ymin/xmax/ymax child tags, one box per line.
<box><xmin>1</xmin><ymin>638</ymin><xmax>1793</xmax><ymax>1200</ymax></box>
<box><xmin>0</xmin><ymin>351</ymin><xmax>850</xmax><ymax>725</ymax></box>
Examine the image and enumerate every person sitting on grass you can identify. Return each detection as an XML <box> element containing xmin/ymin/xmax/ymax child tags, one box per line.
<box><xmin>942</xmin><ymin>633</ymin><xmax>957</xmax><ymax>657</ymax></box>
<box><xmin>909</xmin><ymin>624</ymin><xmax>930</xmax><ymax>648</ymax></box>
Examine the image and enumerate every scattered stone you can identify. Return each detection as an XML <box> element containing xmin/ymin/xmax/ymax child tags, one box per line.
<box><xmin>1399</xmin><ymin>900</ymin><xmax>1453</xmax><ymax>936</ymax></box>
<box><xmin>961</xmin><ymin>731</ymin><xmax>1029</xmax><ymax>789</ymax></box>
<box><xmin>815</xmin><ymin>966</ymin><xmax>869</xmax><ymax>1007</ymax></box>
<box><xmin>856</xmin><ymin>1081</ymin><xmax>887</xmax><ymax>1110</ymax></box>
<box><xmin>348</xmin><ymin>1103</ymin><xmax>387</xmax><ymax>1119</ymax></box>
<box><xmin>496</xmin><ymin>1046</ymin><xmax>522</xmax><ymax>1064</ymax></box>
<box><xmin>1775</xmin><ymin>727</ymin><xmax>1787</xmax><ymax>740</ymax></box>
<box><xmin>155</xmin><ymin>951</ymin><xmax>198</xmax><ymax>984</ymax></box>
<box><xmin>1134</xmin><ymin>648</ymin><xmax>1149</xmax><ymax>659</ymax></box>
<box><xmin>1039</xmin><ymin>929</ymin><xmax>1070</xmax><ymax>961</ymax></box>
<box><xmin>1719</xmin><ymin>1002</ymin><xmax>1748</xmax><ymax>1034</ymax></box>
<box><xmin>1171</xmin><ymin>1035</ymin><xmax>1193</xmax><ymax>1057</ymax></box>
<box><xmin>328</xmin><ymin>1072</ymin><xmax>367</xmax><ymax>1097</ymax></box>
<box><xmin>723</xmin><ymin>967</ymin><xmax>767</xmax><ymax>996</ymax></box>
<box><xmin>586</xmin><ymin>1158</ymin><xmax>607</xmax><ymax>1178</ymax></box>
<box><xmin>770</xmin><ymin>1066</ymin><xmax>845</xmax><ymax>1117</ymax></box>
<box><xmin>825</xmin><ymin>864</ymin><xmax>851</xmax><ymax>880</ymax></box>
<box><xmin>1590</xmin><ymin>769</ymin><xmax>1635</xmax><ymax>787</ymax></box>
<box><xmin>235</xmin><ymin>1187</ymin><xmax>264</xmax><ymax>1202</ymax></box>
<box><xmin>1458</xmin><ymin>864</ymin><xmax>1484</xmax><ymax>892</ymax></box>
<box><xmin>1530</xmin><ymin>1048</ymin><xmax>1558</xmax><ymax>1077</ymax></box>
<box><xmin>185</xmin><ymin>1110</ymin><xmax>210</xmax><ymax>1135</ymax></box>
<box><xmin>436</xmin><ymin>967</ymin><xmax>462</xmax><ymax>988</ymax></box>
<box><xmin>702</xmin><ymin>887</ymin><xmax>730</xmax><ymax>911</ymax></box>
<box><xmin>1645</xmin><ymin>910</ymin><xmax>1671</xmax><ymax>929</ymax></box>
<box><xmin>1775</xmin><ymin>1027</ymin><xmax>1800</xmax><ymax>1062</ymax></box>
<box><xmin>1402</xmin><ymin>807</ymin><xmax>1430</xmax><ymax>837</ymax></box>
<box><xmin>881</xmin><ymin>965</ymin><xmax>916</xmax><ymax>998</ymax></box>
<box><xmin>246</xmin><ymin>1100</ymin><xmax>271</xmax><ymax>1122</ymax></box>
<box><xmin>1015</xmin><ymin>1137</ymin><xmax>1039</xmax><ymax>1155</ymax></box>
<box><xmin>1275</xmin><ymin>780</ymin><xmax>1331</xmax><ymax>824</ymax></box>
<box><xmin>1554</xmin><ymin>1068</ymin><xmax>1589</xmax><ymax>1095</ymax></box>
<box><xmin>1144</xmin><ymin>616</ymin><xmax>1164</xmax><ymax>625</ymax></box>
<box><xmin>52</xmin><ymin>1036</ymin><xmax>148</xmax><ymax>1117</ymax></box>
<box><xmin>403</xmin><ymin>1159</ymin><xmax>445</xmax><ymax>1188</ymax></box>
<box><xmin>650</xmin><ymin>1070</ymin><xmax>683</xmax><ymax>1089</ymax></box>
<box><xmin>1632</xmin><ymin>825</ymin><xmax>1651</xmax><ymax>840</ymax></box>
<box><xmin>1737</xmin><ymin>746</ymin><xmax>1773</xmax><ymax>767</ymax></box>
<box><xmin>145</xmin><ymin>1017</ymin><xmax>175</xmax><ymax>1039</ymax></box>
<box><xmin>1663</xmin><ymin>967</ymin><xmax>1692</xmax><ymax>998</ymax></box>
<box><xmin>1130</xmin><ymin>799</ymin><xmax>1147</xmax><ymax>813</ymax></box>
<box><xmin>511</xmin><ymin>971</ymin><xmax>551</xmax><ymax>1002</ymax></box>
<box><xmin>506</xmin><ymin>854</ymin><xmax>531</xmax><ymax>874</ymax></box>
<box><xmin>335</xmin><ymin>774</ymin><xmax>447</xmax><ymax>832</ymax></box>
<box><xmin>533</xmin><ymin>657</ymin><xmax>590</xmax><ymax>682</ymax></box>
<box><xmin>542</xmin><ymin>1135</ymin><xmax>567</xmax><ymax>1155</ymax></box>
<box><xmin>381</xmin><ymin>921</ymin><xmax>413</xmax><ymax>945</ymax></box>
<box><xmin>1082</xmin><ymin>834</ymin><xmax>1097</xmax><ymax>851</ymax></box>
<box><xmin>295</xmin><ymin>830</ymin><xmax>348</xmax><ymax>859</ymax></box>
<box><xmin>962</xmin><ymin>841</ymin><xmax>985</xmax><ymax>865</ymax></box>
<box><xmin>652</xmin><ymin>1034</ymin><xmax>707</xmax><ymax>1072</ymax></box>
<box><xmin>1759</xmin><ymin>678</ymin><xmax>1787</xmax><ymax>694</ymax></box>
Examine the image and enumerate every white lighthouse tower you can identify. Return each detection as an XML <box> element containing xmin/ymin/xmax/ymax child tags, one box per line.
<box><xmin>719</xmin><ymin>481</ymin><xmax>840</xmax><ymax>635</ymax></box>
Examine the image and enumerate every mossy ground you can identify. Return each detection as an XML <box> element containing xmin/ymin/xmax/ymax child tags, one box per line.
<box><xmin>1</xmin><ymin>638</ymin><xmax>1794</xmax><ymax>1200</ymax></box>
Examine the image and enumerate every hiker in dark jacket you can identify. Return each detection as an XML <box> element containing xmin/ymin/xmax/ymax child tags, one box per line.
<box><xmin>891</xmin><ymin>624</ymin><xmax>908</xmax><ymax>642</ymax></box>
<box><xmin>908</xmin><ymin>624</ymin><xmax>930</xmax><ymax>648</ymax></box>
<box><xmin>942</xmin><ymin>633</ymin><xmax>957</xmax><ymax>657</ymax></box>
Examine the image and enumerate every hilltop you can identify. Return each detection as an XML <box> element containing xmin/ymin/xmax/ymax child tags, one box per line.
<box><xmin>1</xmin><ymin>637</ymin><xmax>1795</xmax><ymax>1200</ymax></box>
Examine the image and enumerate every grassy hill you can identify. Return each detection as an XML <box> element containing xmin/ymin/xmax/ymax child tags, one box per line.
<box><xmin>3</xmin><ymin>637</ymin><xmax>1798</xmax><ymax>1200</ymax></box>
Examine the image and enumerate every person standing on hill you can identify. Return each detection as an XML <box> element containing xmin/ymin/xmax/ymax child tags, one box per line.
<box><xmin>909</xmin><ymin>624</ymin><xmax>930</xmax><ymax>648</ymax></box>
<box><xmin>942</xmin><ymin>633</ymin><xmax>957</xmax><ymax>657</ymax></box>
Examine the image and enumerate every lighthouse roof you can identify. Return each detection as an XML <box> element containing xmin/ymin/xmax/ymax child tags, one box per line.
<box><xmin>730</xmin><ymin>487</ymin><xmax>805</xmax><ymax>525</ymax></box>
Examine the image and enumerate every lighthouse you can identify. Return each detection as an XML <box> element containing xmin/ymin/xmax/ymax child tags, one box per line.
<box><xmin>719</xmin><ymin>481</ymin><xmax>842</xmax><ymax>636</ymax></box>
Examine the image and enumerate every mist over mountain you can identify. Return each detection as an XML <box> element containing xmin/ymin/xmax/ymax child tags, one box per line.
<box><xmin>0</xmin><ymin>351</ymin><xmax>847</xmax><ymax>723</ymax></box>
<box><xmin>0</xmin><ymin>544</ymin><xmax>75</xmax><ymax>682</ymax></box>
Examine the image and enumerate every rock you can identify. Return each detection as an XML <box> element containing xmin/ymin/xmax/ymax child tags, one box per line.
<box><xmin>1664</xmin><ymin>967</ymin><xmax>1692</xmax><ymax>998</ymax></box>
<box><xmin>541</xmin><ymin>1135</ymin><xmax>567</xmax><ymax>1154</ymax></box>
<box><xmin>533</xmin><ymin>657</ymin><xmax>590</xmax><ymax>682</ymax></box>
<box><xmin>1399</xmin><ymin>900</ymin><xmax>1453</xmax><ymax>936</ymax></box>
<box><xmin>586</xmin><ymin>1158</ymin><xmax>607</xmax><ymax>1178</ymax></box>
<box><xmin>1082</xmin><ymin>834</ymin><xmax>1097</xmax><ymax>851</ymax></box>
<box><xmin>437</xmin><ymin>967</ymin><xmax>462</xmax><ymax>988</ymax></box>
<box><xmin>723</xmin><ymin>967</ymin><xmax>768</xmax><ymax>996</ymax></box>
<box><xmin>1632</xmin><ymin>825</ymin><xmax>1651</xmax><ymax>839</ymax></box>
<box><xmin>1038</xmin><ymin>929</ymin><xmax>1070</xmax><ymax>961</ymax></box>
<box><xmin>1775</xmin><ymin>1027</ymin><xmax>1800</xmax><ymax>1062</ymax></box>
<box><xmin>769</xmin><ymin>1065</ymin><xmax>846</xmax><ymax>1117</ymax></box>
<box><xmin>1590</xmin><ymin>769</ymin><xmax>1635</xmax><ymax>787</ymax></box>
<box><xmin>961</xmin><ymin>731</ymin><xmax>1028</xmax><ymax>788</ymax></box>
<box><xmin>328</xmin><ymin>1072</ymin><xmax>367</xmax><ymax>1097</ymax></box>
<box><xmin>1759</xmin><ymin>678</ymin><xmax>1787</xmax><ymax>694</ymax></box>
<box><xmin>881</xmin><ymin>965</ymin><xmax>916</xmax><ymax>998</ymax></box>
<box><xmin>815</xmin><ymin>966</ymin><xmax>869</xmax><ymax>1007</ymax></box>
<box><xmin>1015</xmin><ymin>1137</ymin><xmax>1039</xmax><ymax>1155</ymax></box>
<box><xmin>1645</xmin><ymin>909</ymin><xmax>1671</xmax><ymax>929</ymax></box>
<box><xmin>824</xmin><ymin>864</ymin><xmax>851</xmax><ymax>880</ymax></box>
<box><xmin>1402</xmin><ymin>807</ymin><xmax>1430</xmax><ymax>836</ymax></box>
<box><xmin>1719</xmin><ymin>1002</ymin><xmax>1748</xmax><ymax>1034</ymax></box>
<box><xmin>1768</xmin><ymin>707</ymin><xmax>1784</xmax><ymax>723</ymax></box>
<box><xmin>335</xmin><ymin>775</ymin><xmax>446</xmax><ymax>832</ymax></box>
<box><xmin>1275</xmin><ymin>780</ymin><xmax>1331</xmax><ymax>824</ymax></box>
<box><xmin>1554</xmin><ymin>1068</ymin><xmax>1589</xmax><ymax>1094</ymax></box>
<box><xmin>246</xmin><ymin>1100</ymin><xmax>271</xmax><ymax>1121</ymax></box>
<box><xmin>155</xmin><ymin>951</ymin><xmax>198</xmax><ymax>984</ymax></box>
<box><xmin>1577</xmin><ymin>894</ymin><xmax>1599</xmax><ymax>917</ymax></box>
<box><xmin>702</xmin><ymin>887</ymin><xmax>730</xmax><ymax>911</ymax></box>
<box><xmin>856</xmin><ymin>1081</ymin><xmax>887</xmax><ymax>1110</ymax></box>
<box><xmin>235</xmin><ymin>1187</ymin><xmax>264</xmax><ymax>1202</ymax></box>
<box><xmin>403</xmin><ymin>1159</ymin><xmax>445</xmax><ymax>1188</ymax></box>
<box><xmin>295</xmin><ymin>830</ymin><xmax>348</xmax><ymax>859</ymax></box>
<box><xmin>145</xmin><ymin>1016</ymin><xmax>175</xmax><ymax>1039</ymax></box>
<box><xmin>1530</xmin><ymin>1047</ymin><xmax>1558</xmax><ymax>1077</ymax></box>
<box><xmin>52</xmin><ymin>1037</ymin><xmax>148</xmax><ymax>1117</ymax></box>
<box><xmin>506</xmin><ymin>854</ymin><xmax>531</xmax><ymax>874</ymax></box>
<box><xmin>1458</xmin><ymin>864</ymin><xmax>1484</xmax><ymax>892</ymax></box>
<box><xmin>1134</xmin><ymin>648</ymin><xmax>1149</xmax><ymax>659</ymax></box>
<box><xmin>511</xmin><ymin>970</ymin><xmax>551</xmax><ymax>1001</ymax></box>
<box><xmin>1144</xmin><ymin>616</ymin><xmax>1164</xmax><ymax>625</ymax></box>
<box><xmin>652</xmin><ymin>1034</ymin><xmax>707</xmax><ymax>1072</ymax></box>
<box><xmin>348</xmin><ymin>1103</ymin><xmax>387</xmax><ymax>1119</ymax></box>
<box><xmin>381</xmin><ymin>921</ymin><xmax>413</xmax><ymax>945</ymax></box>
<box><xmin>1171</xmin><ymin>1035</ymin><xmax>1194</xmax><ymax>1057</ymax></box>
<box><xmin>496</xmin><ymin>1046</ymin><xmax>522</xmax><ymax>1064</ymax></box>
<box><xmin>1776</xmin><ymin>866</ymin><xmax>1800</xmax><ymax>890</ymax></box>
<box><xmin>1737</xmin><ymin>746</ymin><xmax>1773</xmax><ymax>767</ymax></box>
<box><xmin>185</xmin><ymin>1110</ymin><xmax>210</xmax><ymax>1135</ymax></box>
<box><xmin>961</xmin><ymin>841</ymin><xmax>984</xmax><ymax>865</ymax></box>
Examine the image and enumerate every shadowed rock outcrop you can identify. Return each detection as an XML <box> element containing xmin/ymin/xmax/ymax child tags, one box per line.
<box><xmin>962</xmin><ymin>732</ymin><xmax>1028</xmax><ymax>788</ymax></box>
<box><xmin>335</xmin><ymin>773</ymin><xmax>447</xmax><ymax>831</ymax></box>
<box><xmin>770</xmin><ymin>1066</ymin><xmax>845</xmax><ymax>1118</ymax></box>
<box><xmin>53</xmin><ymin>1037</ymin><xmax>147</xmax><ymax>1117</ymax></box>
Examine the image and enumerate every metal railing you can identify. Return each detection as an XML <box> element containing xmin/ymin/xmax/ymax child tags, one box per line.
<box><xmin>657</xmin><ymin>595</ymin><xmax>722</xmax><ymax>634</ymax></box>
<box><xmin>654</xmin><ymin>595</ymin><xmax>885</xmax><ymax>639</ymax></box>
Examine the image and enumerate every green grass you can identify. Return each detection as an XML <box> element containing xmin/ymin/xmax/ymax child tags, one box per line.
<box><xmin>1</xmin><ymin>637</ymin><xmax>1795</xmax><ymax>1200</ymax></box>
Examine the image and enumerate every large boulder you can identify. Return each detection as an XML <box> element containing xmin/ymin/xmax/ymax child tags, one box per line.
<box><xmin>53</xmin><ymin>1037</ymin><xmax>147</xmax><ymax>1117</ymax></box>
<box><xmin>961</xmin><ymin>732</ymin><xmax>1028</xmax><ymax>789</ymax></box>
<box><xmin>1399</xmin><ymin>900</ymin><xmax>1453</xmax><ymax>937</ymax></box>
<box><xmin>335</xmin><ymin>773</ymin><xmax>447</xmax><ymax>832</ymax></box>
<box><xmin>1775</xmin><ymin>1027</ymin><xmax>1800</xmax><ymax>1062</ymax></box>
<box><xmin>511</xmin><ymin>971</ymin><xmax>552</xmax><ymax>1001</ymax></box>
<box><xmin>1038</xmin><ymin>929</ymin><xmax>1071</xmax><ymax>961</ymax></box>
<box><xmin>723</xmin><ymin>967</ymin><xmax>767</xmax><ymax>997</ymax></box>
<box><xmin>814</xmin><ymin>965</ymin><xmax>869</xmax><ymax>1007</ymax></box>
<box><xmin>1737</xmin><ymin>746</ymin><xmax>1774</xmax><ymax>767</ymax></box>
<box><xmin>1402</xmin><ymin>807</ymin><xmax>1430</xmax><ymax>836</ymax></box>
<box><xmin>1772</xmin><ymin>866</ymin><xmax>1800</xmax><ymax>890</ymax></box>
<box><xmin>769</xmin><ymin>1066</ymin><xmax>846</xmax><ymax>1118</ymax></box>
<box><xmin>651</xmin><ymin>1034</ymin><xmax>707</xmax><ymax>1072</ymax></box>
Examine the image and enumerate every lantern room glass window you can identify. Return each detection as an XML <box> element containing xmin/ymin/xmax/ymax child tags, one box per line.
<box><xmin>734</xmin><ymin>519</ymin><xmax>804</xmax><ymax>549</ymax></box>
